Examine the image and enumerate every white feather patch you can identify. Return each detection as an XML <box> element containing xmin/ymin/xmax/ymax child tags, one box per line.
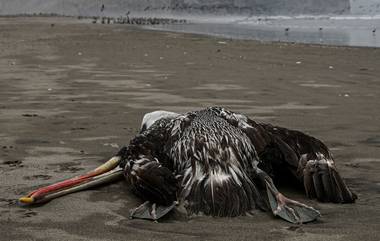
<box><xmin>141</xmin><ymin>110</ymin><xmax>179</xmax><ymax>130</ymax></box>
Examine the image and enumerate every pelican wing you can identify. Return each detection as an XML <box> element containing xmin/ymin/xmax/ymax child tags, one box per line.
<box><xmin>258</xmin><ymin>123</ymin><xmax>356</xmax><ymax>203</ymax></box>
<box><xmin>208</xmin><ymin>107</ymin><xmax>357</xmax><ymax>203</ymax></box>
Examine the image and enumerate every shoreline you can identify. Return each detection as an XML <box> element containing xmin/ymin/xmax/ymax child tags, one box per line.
<box><xmin>2</xmin><ymin>15</ymin><xmax>380</xmax><ymax>48</ymax></box>
<box><xmin>0</xmin><ymin>13</ymin><xmax>380</xmax><ymax>48</ymax></box>
<box><xmin>0</xmin><ymin>17</ymin><xmax>379</xmax><ymax>240</ymax></box>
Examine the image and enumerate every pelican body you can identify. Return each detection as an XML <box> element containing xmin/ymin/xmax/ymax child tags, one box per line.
<box><xmin>19</xmin><ymin>107</ymin><xmax>356</xmax><ymax>223</ymax></box>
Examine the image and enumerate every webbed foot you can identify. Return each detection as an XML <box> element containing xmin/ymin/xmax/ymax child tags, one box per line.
<box><xmin>266</xmin><ymin>184</ymin><xmax>321</xmax><ymax>223</ymax></box>
<box><xmin>129</xmin><ymin>201</ymin><xmax>176</xmax><ymax>221</ymax></box>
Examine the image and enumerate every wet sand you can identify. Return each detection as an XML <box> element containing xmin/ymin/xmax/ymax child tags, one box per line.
<box><xmin>0</xmin><ymin>17</ymin><xmax>379</xmax><ymax>241</ymax></box>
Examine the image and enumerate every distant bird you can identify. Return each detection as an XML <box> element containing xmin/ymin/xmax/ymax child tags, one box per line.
<box><xmin>101</xmin><ymin>4</ymin><xmax>105</xmax><ymax>12</ymax></box>
<box><xmin>284</xmin><ymin>28</ymin><xmax>290</xmax><ymax>37</ymax></box>
<box><xmin>319</xmin><ymin>27</ymin><xmax>323</xmax><ymax>31</ymax></box>
<box><xmin>19</xmin><ymin>107</ymin><xmax>356</xmax><ymax>223</ymax></box>
<box><xmin>372</xmin><ymin>28</ymin><xmax>376</xmax><ymax>35</ymax></box>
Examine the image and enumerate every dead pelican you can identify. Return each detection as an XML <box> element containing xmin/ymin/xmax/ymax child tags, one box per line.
<box><xmin>19</xmin><ymin>107</ymin><xmax>356</xmax><ymax>223</ymax></box>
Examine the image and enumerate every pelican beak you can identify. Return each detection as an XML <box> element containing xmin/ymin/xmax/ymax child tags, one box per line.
<box><xmin>19</xmin><ymin>156</ymin><xmax>124</xmax><ymax>205</ymax></box>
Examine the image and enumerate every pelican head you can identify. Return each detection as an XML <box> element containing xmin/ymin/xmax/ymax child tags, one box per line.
<box><xmin>140</xmin><ymin>110</ymin><xmax>179</xmax><ymax>132</ymax></box>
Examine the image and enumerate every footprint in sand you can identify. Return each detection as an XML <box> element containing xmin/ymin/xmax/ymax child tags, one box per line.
<box><xmin>0</xmin><ymin>198</ymin><xmax>17</xmax><ymax>207</ymax></box>
<box><xmin>21</xmin><ymin>114</ymin><xmax>39</xmax><ymax>117</ymax></box>
<box><xmin>16</xmin><ymin>209</ymin><xmax>38</xmax><ymax>218</ymax></box>
<box><xmin>23</xmin><ymin>175</ymin><xmax>52</xmax><ymax>180</ymax></box>
<box><xmin>23</xmin><ymin>211</ymin><xmax>38</xmax><ymax>218</ymax></box>
<box><xmin>53</xmin><ymin>162</ymin><xmax>85</xmax><ymax>173</ymax></box>
<box><xmin>2</xmin><ymin>160</ymin><xmax>23</xmax><ymax>167</ymax></box>
<box><xmin>70</xmin><ymin>127</ymin><xmax>87</xmax><ymax>131</ymax></box>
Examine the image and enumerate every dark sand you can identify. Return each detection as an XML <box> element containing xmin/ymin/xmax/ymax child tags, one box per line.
<box><xmin>0</xmin><ymin>17</ymin><xmax>379</xmax><ymax>241</ymax></box>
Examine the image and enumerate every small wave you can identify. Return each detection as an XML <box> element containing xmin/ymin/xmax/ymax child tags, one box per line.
<box><xmin>330</xmin><ymin>15</ymin><xmax>380</xmax><ymax>20</ymax></box>
<box><xmin>236</xmin><ymin>14</ymin><xmax>380</xmax><ymax>24</ymax></box>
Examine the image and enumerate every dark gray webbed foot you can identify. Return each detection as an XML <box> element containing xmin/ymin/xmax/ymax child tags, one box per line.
<box><xmin>129</xmin><ymin>201</ymin><xmax>176</xmax><ymax>221</ymax></box>
<box><xmin>266</xmin><ymin>188</ymin><xmax>321</xmax><ymax>224</ymax></box>
<box><xmin>256</xmin><ymin>169</ymin><xmax>320</xmax><ymax>223</ymax></box>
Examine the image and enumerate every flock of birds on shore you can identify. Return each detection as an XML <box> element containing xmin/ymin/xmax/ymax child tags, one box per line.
<box><xmin>90</xmin><ymin>15</ymin><xmax>187</xmax><ymax>25</ymax></box>
<box><xmin>88</xmin><ymin>6</ymin><xmax>187</xmax><ymax>25</ymax></box>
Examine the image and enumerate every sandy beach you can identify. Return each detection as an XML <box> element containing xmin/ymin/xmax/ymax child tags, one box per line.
<box><xmin>0</xmin><ymin>17</ymin><xmax>379</xmax><ymax>240</ymax></box>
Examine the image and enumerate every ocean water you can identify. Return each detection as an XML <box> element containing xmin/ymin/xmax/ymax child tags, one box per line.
<box><xmin>146</xmin><ymin>15</ymin><xmax>380</xmax><ymax>48</ymax></box>
<box><xmin>0</xmin><ymin>0</ymin><xmax>379</xmax><ymax>47</ymax></box>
